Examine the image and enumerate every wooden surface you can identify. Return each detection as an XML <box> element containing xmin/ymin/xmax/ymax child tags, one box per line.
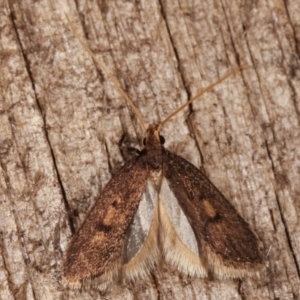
<box><xmin>1</xmin><ymin>0</ymin><xmax>300</xmax><ymax>299</ymax></box>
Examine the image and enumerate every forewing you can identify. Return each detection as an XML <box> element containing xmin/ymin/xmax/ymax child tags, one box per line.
<box><xmin>163</xmin><ymin>150</ymin><xmax>264</xmax><ymax>278</ymax></box>
<box><xmin>63</xmin><ymin>155</ymin><xmax>148</xmax><ymax>288</ymax></box>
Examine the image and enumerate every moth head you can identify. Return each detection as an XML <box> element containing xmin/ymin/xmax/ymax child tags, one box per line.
<box><xmin>143</xmin><ymin>124</ymin><xmax>165</xmax><ymax>147</ymax></box>
<box><xmin>141</xmin><ymin>124</ymin><xmax>165</xmax><ymax>170</ymax></box>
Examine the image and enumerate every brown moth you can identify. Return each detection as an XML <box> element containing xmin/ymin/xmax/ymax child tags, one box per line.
<box><xmin>62</xmin><ymin>15</ymin><xmax>264</xmax><ymax>291</ymax></box>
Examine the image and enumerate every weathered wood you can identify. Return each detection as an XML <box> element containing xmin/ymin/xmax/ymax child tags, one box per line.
<box><xmin>0</xmin><ymin>0</ymin><xmax>299</xmax><ymax>299</ymax></box>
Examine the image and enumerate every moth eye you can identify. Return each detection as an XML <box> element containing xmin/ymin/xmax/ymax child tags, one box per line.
<box><xmin>159</xmin><ymin>135</ymin><xmax>165</xmax><ymax>145</ymax></box>
<box><xmin>143</xmin><ymin>138</ymin><xmax>146</xmax><ymax>145</ymax></box>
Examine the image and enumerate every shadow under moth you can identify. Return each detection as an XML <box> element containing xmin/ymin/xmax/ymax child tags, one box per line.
<box><xmin>62</xmin><ymin>14</ymin><xmax>264</xmax><ymax>291</ymax></box>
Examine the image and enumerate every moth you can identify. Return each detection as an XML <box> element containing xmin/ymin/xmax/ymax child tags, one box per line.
<box><xmin>63</xmin><ymin>15</ymin><xmax>264</xmax><ymax>290</ymax></box>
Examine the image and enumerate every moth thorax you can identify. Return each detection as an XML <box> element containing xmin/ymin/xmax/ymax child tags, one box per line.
<box><xmin>149</xmin><ymin>168</ymin><xmax>162</xmax><ymax>188</ymax></box>
<box><xmin>146</xmin><ymin>148</ymin><xmax>163</xmax><ymax>170</ymax></box>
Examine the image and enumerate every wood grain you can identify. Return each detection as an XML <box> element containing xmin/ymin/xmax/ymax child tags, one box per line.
<box><xmin>0</xmin><ymin>0</ymin><xmax>299</xmax><ymax>299</ymax></box>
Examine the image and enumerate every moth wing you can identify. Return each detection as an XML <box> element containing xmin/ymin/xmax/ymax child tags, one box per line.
<box><xmin>63</xmin><ymin>155</ymin><xmax>148</xmax><ymax>289</ymax></box>
<box><xmin>159</xmin><ymin>178</ymin><xmax>208</xmax><ymax>277</ymax></box>
<box><xmin>122</xmin><ymin>178</ymin><xmax>161</xmax><ymax>280</ymax></box>
<box><xmin>163</xmin><ymin>150</ymin><xmax>264</xmax><ymax>278</ymax></box>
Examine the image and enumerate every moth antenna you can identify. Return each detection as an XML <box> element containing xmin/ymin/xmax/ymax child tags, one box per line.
<box><xmin>157</xmin><ymin>66</ymin><xmax>243</xmax><ymax>132</ymax></box>
<box><xmin>65</xmin><ymin>14</ymin><xmax>147</xmax><ymax>131</ymax></box>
